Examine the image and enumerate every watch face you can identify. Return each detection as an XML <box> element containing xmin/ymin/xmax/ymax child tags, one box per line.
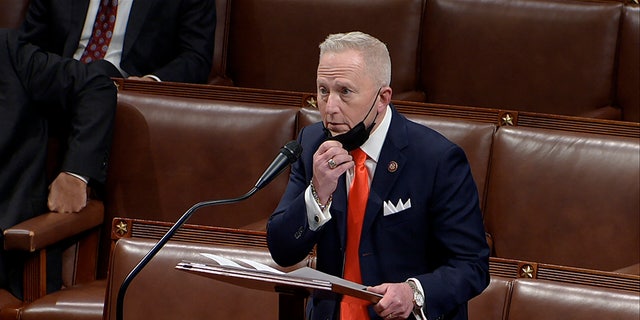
<box><xmin>408</xmin><ymin>280</ymin><xmax>425</xmax><ymax>307</ymax></box>
<box><xmin>414</xmin><ymin>292</ymin><xmax>425</xmax><ymax>307</ymax></box>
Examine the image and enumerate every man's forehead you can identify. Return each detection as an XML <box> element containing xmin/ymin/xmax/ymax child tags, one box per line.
<box><xmin>317</xmin><ymin>52</ymin><xmax>367</xmax><ymax>84</ymax></box>
<box><xmin>318</xmin><ymin>49</ymin><xmax>364</xmax><ymax>66</ymax></box>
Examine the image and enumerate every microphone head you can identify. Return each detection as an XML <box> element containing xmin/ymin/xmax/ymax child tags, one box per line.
<box><xmin>253</xmin><ymin>140</ymin><xmax>303</xmax><ymax>190</ymax></box>
<box><xmin>281</xmin><ymin>140</ymin><xmax>303</xmax><ymax>163</ymax></box>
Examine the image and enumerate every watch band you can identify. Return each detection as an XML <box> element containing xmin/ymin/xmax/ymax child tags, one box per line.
<box><xmin>406</xmin><ymin>278</ymin><xmax>427</xmax><ymax>320</ymax></box>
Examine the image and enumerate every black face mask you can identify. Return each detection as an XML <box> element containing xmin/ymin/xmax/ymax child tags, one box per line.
<box><xmin>323</xmin><ymin>88</ymin><xmax>381</xmax><ymax>151</ymax></box>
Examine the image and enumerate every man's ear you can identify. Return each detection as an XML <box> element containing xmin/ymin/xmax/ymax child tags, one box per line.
<box><xmin>378</xmin><ymin>86</ymin><xmax>393</xmax><ymax>110</ymax></box>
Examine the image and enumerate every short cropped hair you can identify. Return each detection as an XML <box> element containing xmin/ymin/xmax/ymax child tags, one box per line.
<box><xmin>319</xmin><ymin>31</ymin><xmax>391</xmax><ymax>87</ymax></box>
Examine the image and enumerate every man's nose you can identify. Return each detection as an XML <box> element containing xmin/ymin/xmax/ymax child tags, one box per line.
<box><xmin>324</xmin><ymin>92</ymin><xmax>341</xmax><ymax>113</ymax></box>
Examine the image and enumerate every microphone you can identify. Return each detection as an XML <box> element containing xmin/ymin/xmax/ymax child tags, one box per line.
<box><xmin>116</xmin><ymin>140</ymin><xmax>302</xmax><ymax>320</ymax></box>
<box><xmin>255</xmin><ymin>140</ymin><xmax>303</xmax><ymax>190</ymax></box>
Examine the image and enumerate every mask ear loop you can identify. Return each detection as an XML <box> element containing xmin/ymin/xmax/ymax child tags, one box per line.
<box><xmin>364</xmin><ymin>87</ymin><xmax>383</xmax><ymax>132</ymax></box>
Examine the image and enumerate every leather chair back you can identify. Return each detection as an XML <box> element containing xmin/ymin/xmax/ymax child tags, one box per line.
<box><xmin>468</xmin><ymin>276</ymin><xmax>512</xmax><ymax>320</ymax></box>
<box><xmin>108</xmin><ymin>92</ymin><xmax>299</xmax><ymax>228</ymax></box>
<box><xmin>103</xmin><ymin>238</ymin><xmax>311</xmax><ymax>320</ymax></box>
<box><xmin>617</xmin><ymin>4</ymin><xmax>640</xmax><ymax>122</ymax></box>
<box><xmin>507</xmin><ymin>278</ymin><xmax>640</xmax><ymax>320</ymax></box>
<box><xmin>225</xmin><ymin>0</ymin><xmax>425</xmax><ymax>100</ymax></box>
<box><xmin>484</xmin><ymin>126</ymin><xmax>640</xmax><ymax>270</ymax></box>
<box><xmin>421</xmin><ymin>0</ymin><xmax>623</xmax><ymax>118</ymax></box>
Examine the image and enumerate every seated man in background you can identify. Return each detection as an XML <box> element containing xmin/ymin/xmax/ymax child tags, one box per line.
<box><xmin>267</xmin><ymin>31</ymin><xmax>489</xmax><ymax>320</ymax></box>
<box><xmin>20</xmin><ymin>0</ymin><xmax>217</xmax><ymax>83</ymax></box>
<box><xmin>0</xmin><ymin>28</ymin><xmax>117</xmax><ymax>299</ymax></box>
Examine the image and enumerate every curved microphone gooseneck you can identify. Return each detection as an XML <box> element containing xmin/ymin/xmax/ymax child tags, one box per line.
<box><xmin>116</xmin><ymin>140</ymin><xmax>302</xmax><ymax>320</ymax></box>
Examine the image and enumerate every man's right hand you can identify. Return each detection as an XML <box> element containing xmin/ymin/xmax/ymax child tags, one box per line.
<box><xmin>311</xmin><ymin>140</ymin><xmax>354</xmax><ymax>204</ymax></box>
<box><xmin>48</xmin><ymin>172</ymin><xmax>88</xmax><ymax>213</ymax></box>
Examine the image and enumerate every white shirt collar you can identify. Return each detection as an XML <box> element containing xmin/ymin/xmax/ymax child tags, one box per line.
<box><xmin>359</xmin><ymin>105</ymin><xmax>392</xmax><ymax>163</ymax></box>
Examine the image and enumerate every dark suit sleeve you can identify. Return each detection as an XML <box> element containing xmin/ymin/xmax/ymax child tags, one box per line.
<box><xmin>9</xmin><ymin>32</ymin><xmax>117</xmax><ymax>184</ymax></box>
<box><xmin>419</xmin><ymin>144</ymin><xmax>490</xmax><ymax>319</ymax></box>
<box><xmin>148</xmin><ymin>0</ymin><xmax>216</xmax><ymax>83</ymax></box>
<box><xmin>19</xmin><ymin>0</ymin><xmax>69</xmax><ymax>55</ymax></box>
<box><xmin>267</xmin><ymin>126</ymin><xmax>322</xmax><ymax>267</ymax></box>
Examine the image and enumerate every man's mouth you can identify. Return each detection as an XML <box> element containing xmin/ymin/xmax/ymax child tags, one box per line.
<box><xmin>326</xmin><ymin>122</ymin><xmax>350</xmax><ymax>134</ymax></box>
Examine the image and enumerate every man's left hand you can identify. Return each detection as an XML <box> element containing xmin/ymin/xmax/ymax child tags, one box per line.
<box><xmin>48</xmin><ymin>172</ymin><xmax>88</xmax><ymax>213</ymax></box>
<box><xmin>368</xmin><ymin>282</ymin><xmax>415</xmax><ymax>319</ymax></box>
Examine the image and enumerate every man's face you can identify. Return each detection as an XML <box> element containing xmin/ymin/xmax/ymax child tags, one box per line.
<box><xmin>316</xmin><ymin>50</ymin><xmax>379</xmax><ymax>137</ymax></box>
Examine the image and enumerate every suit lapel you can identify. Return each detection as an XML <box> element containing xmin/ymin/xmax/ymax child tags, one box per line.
<box><xmin>65</xmin><ymin>0</ymin><xmax>90</xmax><ymax>56</ymax></box>
<box><xmin>123</xmin><ymin>0</ymin><xmax>154</xmax><ymax>58</ymax></box>
<box><xmin>362</xmin><ymin>108</ymin><xmax>409</xmax><ymax>234</ymax></box>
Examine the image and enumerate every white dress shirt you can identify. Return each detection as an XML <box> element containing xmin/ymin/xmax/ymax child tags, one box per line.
<box><xmin>73</xmin><ymin>0</ymin><xmax>133</xmax><ymax>77</ymax></box>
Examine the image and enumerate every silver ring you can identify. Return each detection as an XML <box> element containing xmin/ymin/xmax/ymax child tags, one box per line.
<box><xmin>327</xmin><ymin>158</ymin><xmax>337</xmax><ymax>169</ymax></box>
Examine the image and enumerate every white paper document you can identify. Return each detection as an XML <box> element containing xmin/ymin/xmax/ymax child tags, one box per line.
<box><xmin>199</xmin><ymin>253</ymin><xmax>284</xmax><ymax>274</ymax></box>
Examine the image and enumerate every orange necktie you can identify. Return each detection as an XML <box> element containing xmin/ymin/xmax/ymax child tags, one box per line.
<box><xmin>340</xmin><ymin>148</ymin><xmax>370</xmax><ymax>319</ymax></box>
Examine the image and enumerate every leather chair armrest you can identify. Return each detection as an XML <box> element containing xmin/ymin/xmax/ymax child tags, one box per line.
<box><xmin>3</xmin><ymin>200</ymin><xmax>104</xmax><ymax>252</ymax></box>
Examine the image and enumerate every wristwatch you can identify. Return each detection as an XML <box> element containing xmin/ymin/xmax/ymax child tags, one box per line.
<box><xmin>406</xmin><ymin>279</ymin><xmax>424</xmax><ymax>309</ymax></box>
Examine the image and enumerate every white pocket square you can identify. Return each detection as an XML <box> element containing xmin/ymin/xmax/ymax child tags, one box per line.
<box><xmin>383</xmin><ymin>198</ymin><xmax>412</xmax><ymax>216</ymax></box>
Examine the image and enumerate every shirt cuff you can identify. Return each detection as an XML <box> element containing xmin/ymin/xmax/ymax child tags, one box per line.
<box><xmin>305</xmin><ymin>186</ymin><xmax>332</xmax><ymax>231</ymax></box>
<box><xmin>144</xmin><ymin>74</ymin><xmax>162</xmax><ymax>82</ymax></box>
<box><xmin>65</xmin><ymin>172</ymin><xmax>88</xmax><ymax>184</ymax></box>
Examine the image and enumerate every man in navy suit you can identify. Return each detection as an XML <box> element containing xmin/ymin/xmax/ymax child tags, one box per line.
<box><xmin>0</xmin><ymin>28</ymin><xmax>116</xmax><ymax>299</ymax></box>
<box><xmin>20</xmin><ymin>0</ymin><xmax>216</xmax><ymax>83</ymax></box>
<box><xmin>267</xmin><ymin>31</ymin><xmax>489</xmax><ymax>320</ymax></box>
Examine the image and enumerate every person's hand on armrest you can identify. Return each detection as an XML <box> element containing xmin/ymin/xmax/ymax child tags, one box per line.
<box><xmin>47</xmin><ymin>172</ymin><xmax>88</xmax><ymax>213</ymax></box>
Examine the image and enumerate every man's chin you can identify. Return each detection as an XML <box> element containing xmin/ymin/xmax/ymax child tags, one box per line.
<box><xmin>325</xmin><ymin>124</ymin><xmax>349</xmax><ymax>136</ymax></box>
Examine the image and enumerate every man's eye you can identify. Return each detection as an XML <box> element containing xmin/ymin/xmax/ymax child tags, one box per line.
<box><xmin>318</xmin><ymin>88</ymin><xmax>328</xmax><ymax>95</ymax></box>
<box><xmin>341</xmin><ymin>88</ymin><xmax>352</xmax><ymax>95</ymax></box>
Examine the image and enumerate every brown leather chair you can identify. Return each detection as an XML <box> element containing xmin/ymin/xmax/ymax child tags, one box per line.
<box><xmin>468</xmin><ymin>276</ymin><xmax>512</xmax><ymax>320</ymax></box>
<box><xmin>207</xmin><ymin>0</ymin><xmax>233</xmax><ymax>85</ymax></box>
<box><xmin>507</xmin><ymin>278</ymin><xmax>640</xmax><ymax>320</ymax></box>
<box><xmin>1</xmin><ymin>201</ymin><xmax>104</xmax><ymax>320</ymax></box>
<box><xmin>225</xmin><ymin>0</ymin><xmax>425</xmax><ymax>101</ymax></box>
<box><xmin>421</xmin><ymin>0</ymin><xmax>624</xmax><ymax>119</ymax></box>
<box><xmin>102</xmin><ymin>238</ymin><xmax>312</xmax><ymax>320</ymax></box>
<box><xmin>484</xmin><ymin>126</ymin><xmax>640</xmax><ymax>271</ymax></box>
<box><xmin>617</xmin><ymin>4</ymin><xmax>640</xmax><ymax>122</ymax></box>
<box><xmin>20</xmin><ymin>218</ymin><xmax>313</xmax><ymax>320</ymax></box>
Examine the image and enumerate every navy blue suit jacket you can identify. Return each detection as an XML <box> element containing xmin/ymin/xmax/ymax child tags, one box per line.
<box><xmin>267</xmin><ymin>106</ymin><xmax>490</xmax><ymax>320</ymax></box>
<box><xmin>20</xmin><ymin>0</ymin><xmax>216</xmax><ymax>83</ymax></box>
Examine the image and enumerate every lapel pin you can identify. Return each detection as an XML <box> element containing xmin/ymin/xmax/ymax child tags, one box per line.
<box><xmin>388</xmin><ymin>161</ymin><xmax>398</xmax><ymax>173</ymax></box>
